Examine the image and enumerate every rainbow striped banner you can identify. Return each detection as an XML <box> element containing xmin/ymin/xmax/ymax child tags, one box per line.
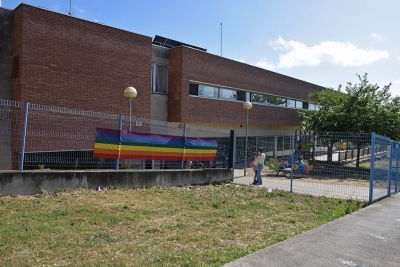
<box><xmin>93</xmin><ymin>128</ymin><xmax>217</xmax><ymax>160</ymax></box>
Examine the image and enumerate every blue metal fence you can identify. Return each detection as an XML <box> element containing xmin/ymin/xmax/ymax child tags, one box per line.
<box><xmin>369</xmin><ymin>133</ymin><xmax>392</xmax><ymax>203</ymax></box>
<box><xmin>236</xmin><ymin>131</ymin><xmax>399</xmax><ymax>204</ymax></box>
<box><xmin>288</xmin><ymin>131</ymin><xmax>372</xmax><ymax>202</ymax></box>
<box><xmin>389</xmin><ymin>140</ymin><xmax>400</xmax><ymax>195</ymax></box>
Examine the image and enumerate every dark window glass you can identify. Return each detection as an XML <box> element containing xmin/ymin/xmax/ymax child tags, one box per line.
<box><xmin>237</xmin><ymin>91</ymin><xmax>245</xmax><ymax>101</ymax></box>
<box><xmin>302</xmin><ymin>102</ymin><xmax>309</xmax><ymax>109</ymax></box>
<box><xmin>189</xmin><ymin>84</ymin><xmax>199</xmax><ymax>95</ymax></box>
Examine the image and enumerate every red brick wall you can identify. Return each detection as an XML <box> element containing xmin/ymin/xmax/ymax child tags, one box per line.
<box><xmin>12</xmin><ymin>4</ymin><xmax>152</xmax><ymax>119</ymax></box>
<box><xmin>168</xmin><ymin>47</ymin><xmax>183</xmax><ymax>122</ymax></box>
<box><xmin>169</xmin><ymin>46</ymin><xmax>324</xmax><ymax>128</ymax></box>
<box><xmin>11</xmin><ymin>7</ymin><xmax>22</xmax><ymax>101</ymax></box>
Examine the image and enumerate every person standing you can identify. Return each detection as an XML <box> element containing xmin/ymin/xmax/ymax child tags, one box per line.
<box><xmin>250</xmin><ymin>156</ymin><xmax>258</xmax><ymax>185</ymax></box>
<box><xmin>256</xmin><ymin>148</ymin><xmax>266</xmax><ymax>185</ymax></box>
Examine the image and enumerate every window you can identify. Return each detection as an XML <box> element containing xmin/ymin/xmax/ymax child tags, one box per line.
<box><xmin>287</xmin><ymin>99</ymin><xmax>296</xmax><ymax>108</ymax></box>
<box><xmin>219</xmin><ymin>88</ymin><xmax>236</xmax><ymax>100</ymax></box>
<box><xmin>251</xmin><ymin>93</ymin><xmax>268</xmax><ymax>104</ymax></box>
<box><xmin>236</xmin><ymin>91</ymin><xmax>246</xmax><ymax>101</ymax></box>
<box><xmin>270</xmin><ymin>96</ymin><xmax>286</xmax><ymax>106</ymax></box>
<box><xmin>199</xmin><ymin>84</ymin><xmax>218</xmax><ymax>98</ymax></box>
<box><xmin>152</xmin><ymin>63</ymin><xmax>168</xmax><ymax>93</ymax></box>
<box><xmin>189</xmin><ymin>82</ymin><xmax>246</xmax><ymax>102</ymax></box>
<box><xmin>189</xmin><ymin>84</ymin><xmax>198</xmax><ymax>95</ymax></box>
<box><xmin>189</xmin><ymin>83</ymin><xmax>307</xmax><ymax>109</ymax></box>
<box><xmin>309</xmin><ymin>103</ymin><xmax>316</xmax><ymax>110</ymax></box>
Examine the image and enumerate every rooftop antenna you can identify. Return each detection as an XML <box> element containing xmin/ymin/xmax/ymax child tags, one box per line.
<box><xmin>220</xmin><ymin>23</ymin><xmax>222</xmax><ymax>56</ymax></box>
<box><xmin>68</xmin><ymin>0</ymin><xmax>72</xmax><ymax>15</ymax></box>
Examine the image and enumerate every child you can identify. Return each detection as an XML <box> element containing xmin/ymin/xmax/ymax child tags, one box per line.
<box><xmin>295</xmin><ymin>157</ymin><xmax>307</xmax><ymax>174</ymax></box>
<box><xmin>250</xmin><ymin>156</ymin><xmax>258</xmax><ymax>185</ymax></box>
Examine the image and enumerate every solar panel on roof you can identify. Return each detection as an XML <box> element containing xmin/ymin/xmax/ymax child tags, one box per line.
<box><xmin>152</xmin><ymin>35</ymin><xmax>207</xmax><ymax>52</ymax></box>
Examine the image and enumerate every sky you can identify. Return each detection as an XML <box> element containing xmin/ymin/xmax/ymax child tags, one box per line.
<box><xmin>3</xmin><ymin>0</ymin><xmax>400</xmax><ymax>96</ymax></box>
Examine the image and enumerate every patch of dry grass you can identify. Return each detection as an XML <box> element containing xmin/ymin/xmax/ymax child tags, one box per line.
<box><xmin>0</xmin><ymin>184</ymin><xmax>367</xmax><ymax>266</ymax></box>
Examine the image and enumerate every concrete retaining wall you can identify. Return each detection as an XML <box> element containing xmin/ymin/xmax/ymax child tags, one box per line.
<box><xmin>0</xmin><ymin>168</ymin><xmax>231</xmax><ymax>195</ymax></box>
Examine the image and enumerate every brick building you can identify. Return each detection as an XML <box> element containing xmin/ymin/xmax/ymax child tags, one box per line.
<box><xmin>1</xmin><ymin>3</ymin><xmax>324</xmax><ymax>131</ymax></box>
<box><xmin>0</xmin><ymin>4</ymin><xmax>326</xmax><ymax>170</ymax></box>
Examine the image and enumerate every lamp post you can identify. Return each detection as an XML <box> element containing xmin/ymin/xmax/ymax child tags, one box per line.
<box><xmin>243</xmin><ymin>101</ymin><xmax>252</xmax><ymax>176</ymax></box>
<box><xmin>124</xmin><ymin>87</ymin><xmax>137</xmax><ymax>169</ymax></box>
<box><xmin>124</xmin><ymin>87</ymin><xmax>137</xmax><ymax>131</ymax></box>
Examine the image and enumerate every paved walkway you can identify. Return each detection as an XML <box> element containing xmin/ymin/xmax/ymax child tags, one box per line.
<box><xmin>232</xmin><ymin>169</ymin><xmax>373</xmax><ymax>201</ymax></box>
<box><xmin>226</xmin><ymin>170</ymin><xmax>400</xmax><ymax>267</ymax></box>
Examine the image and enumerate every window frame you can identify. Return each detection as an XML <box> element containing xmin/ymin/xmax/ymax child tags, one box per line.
<box><xmin>287</xmin><ymin>99</ymin><xmax>296</xmax><ymax>108</ymax></box>
<box><xmin>251</xmin><ymin>93</ymin><xmax>268</xmax><ymax>104</ymax></box>
<box><xmin>189</xmin><ymin>82</ymin><xmax>246</xmax><ymax>102</ymax></box>
<box><xmin>188</xmin><ymin>82</ymin><xmax>311</xmax><ymax>109</ymax></box>
<box><xmin>219</xmin><ymin>88</ymin><xmax>237</xmax><ymax>100</ymax></box>
<box><xmin>198</xmin><ymin>84</ymin><xmax>218</xmax><ymax>98</ymax></box>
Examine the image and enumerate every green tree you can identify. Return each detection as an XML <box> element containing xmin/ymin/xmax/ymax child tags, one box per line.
<box><xmin>298</xmin><ymin>73</ymin><xmax>400</xmax><ymax>141</ymax></box>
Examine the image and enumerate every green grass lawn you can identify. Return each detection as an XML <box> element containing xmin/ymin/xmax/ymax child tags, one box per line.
<box><xmin>0</xmin><ymin>184</ymin><xmax>367</xmax><ymax>267</ymax></box>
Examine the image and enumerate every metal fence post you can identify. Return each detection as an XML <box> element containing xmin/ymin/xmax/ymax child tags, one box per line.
<box><xmin>19</xmin><ymin>102</ymin><xmax>29</xmax><ymax>171</ymax></box>
<box><xmin>115</xmin><ymin>114</ymin><xmax>123</xmax><ymax>170</ymax></box>
<box><xmin>396</xmin><ymin>143</ymin><xmax>399</xmax><ymax>193</ymax></box>
<box><xmin>290</xmin><ymin>130</ymin><xmax>294</xmax><ymax>193</ymax></box>
<box><xmin>229</xmin><ymin>130</ymin><xmax>237</xmax><ymax>182</ymax></box>
<box><xmin>181</xmin><ymin>124</ymin><xmax>186</xmax><ymax>170</ymax></box>
<box><xmin>388</xmin><ymin>141</ymin><xmax>394</xmax><ymax>196</ymax></box>
<box><xmin>369</xmin><ymin>132</ymin><xmax>376</xmax><ymax>204</ymax></box>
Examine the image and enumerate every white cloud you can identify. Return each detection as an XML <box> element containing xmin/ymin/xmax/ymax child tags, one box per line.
<box><xmin>394</xmin><ymin>80</ymin><xmax>400</xmax><ymax>84</ymax></box>
<box><xmin>269</xmin><ymin>36</ymin><xmax>389</xmax><ymax>68</ymax></box>
<box><xmin>397</xmin><ymin>56</ymin><xmax>400</xmax><ymax>61</ymax></box>
<box><xmin>234</xmin><ymin>59</ymin><xmax>245</xmax><ymax>63</ymax></box>
<box><xmin>371</xmin><ymin>33</ymin><xmax>385</xmax><ymax>40</ymax></box>
<box><xmin>255</xmin><ymin>58</ymin><xmax>274</xmax><ymax>70</ymax></box>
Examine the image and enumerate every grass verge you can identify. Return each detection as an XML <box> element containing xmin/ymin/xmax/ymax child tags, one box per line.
<box><xmin>0</xmin><ymin>183</ymin><xmax>367</xmax><ymax>267</ymax></box>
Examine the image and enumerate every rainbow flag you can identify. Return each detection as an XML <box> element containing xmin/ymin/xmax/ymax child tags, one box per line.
<box><xmin>93</xmin><ymin>128</ymin><xmax>121</xmax><ymax>159</ymax></box>
<box><xmin>183</xmin><ymin>137</ymin><xmax>218</xmax><ymax>160</ymax></box>
<box><xmin>93</xmin><ymin>128</ymin><xmax>217</xmax><ymax>160</ymax></box>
